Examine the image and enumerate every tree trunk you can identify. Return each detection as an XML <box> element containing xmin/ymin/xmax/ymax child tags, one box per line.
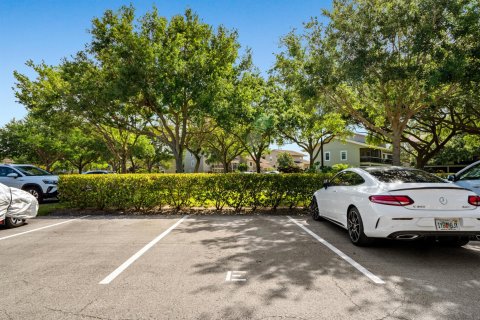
<box><xmin>320</xmin><ymin>141</ymin><xmax>324</xmax><ymax>168</ymax></box>
<box><xmin>222</xmin><ymin>161</ymin><xmax>229</xmax><ymax>173</ymax></box>
<box><xmin>415</xmin><ymin>150</ymin><xmax>440</xmax><ymax>169</ymax></box>
<box><xmin>171</xmin><ymin>145</ymin><xmax>185</xmax><ymax>173</ymax></box>
<box><xmin>255</xmin><ymin>157</ymin><xmax>261</xmax><ymax>173</ymax></box>
<box><xmin>174</xmin><ymin>143</ymin><xmax>185</xmax><ymax>173</ymax></box>
<box><xmin>392</xmin><ymin>130</ymin><xmax>402</xmax><ymax>166</ymax></box>
<box><xmin>175</xmin><ymin>155</ymin><xmax>184</xmax><ymax>173</ymax></box>
<box><xmin>110</xmin><ymin>161</ymin><xmax>118</xmax><ymax>173</ymax></box>
<box><xmin>120</xmin><ymin>157</ymin><xmax>128</xmax><ymax>173</ymax></box>
<box><xmin>194</xmin><ymin>153</ymin><xmax>201</xmax><ymax>173</ymax></box>
<box><xmin>309</xmin><ymin>151</ymin><xmax>315</xmax><ymax>170</ymax></box>
<box><xmin>415</xmin><ymin>156</ymin><xmax>428</xmax><ymax>169</ymax></box>
<box><xmin>222</xmin><ymin>154</ymin><xmax>231</xmax><ymax>173</ymax></box>
<box><xmin>78</xmin><ymin>162</ymin><xmax>84</xmax><ymax>174</ymax></box>
<box><xmin>129</xmin><ymin>156</ymin><xmax>136</xmax><ymax>173</ymax></box>
<box><xmin>147</xmin><ymin>161</ymin><xmax>153</xmax><ymax>173</ymax></box>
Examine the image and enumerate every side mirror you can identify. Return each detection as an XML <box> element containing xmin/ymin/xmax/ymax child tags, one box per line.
<box><xmin>7</xmin><ymin>173</ymin><xmax>19</xmax><ymax>178</ymax></box>
<box><xmin>323</xmin><ymin>179</ymin><xmax>330</xmax><ymax>189</ymax></box>
<box><xmin>447</xmin><ymin>175</ymin><xmax>456</xmax><ymax>182</ymax></box>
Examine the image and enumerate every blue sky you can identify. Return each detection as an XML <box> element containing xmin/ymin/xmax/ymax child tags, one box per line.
<box><xmin>0</xmin><ymin>0</ymin><xmax>332</xmax><ymax>154</ymax></box>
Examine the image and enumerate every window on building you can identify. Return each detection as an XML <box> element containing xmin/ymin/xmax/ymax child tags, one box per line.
<box><xmin>340</xmin><ymin>151</ymin><xmax>347</xmax><ymax>161</ymax></box>
<box><xmin>324</xmin><ymin>152</ymin><xmax>330</xmax><ymax>161</ymax></box>
<box><xmin>249</xmin><ymin>162</ymin><xmax>252</xmax><ymax>167</ymax></box>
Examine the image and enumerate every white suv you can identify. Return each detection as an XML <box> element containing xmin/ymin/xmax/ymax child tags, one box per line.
<box><xmin>0</xmin><ymin>164</ymin><xmax>59</xmax><ymax>203</ymax></box>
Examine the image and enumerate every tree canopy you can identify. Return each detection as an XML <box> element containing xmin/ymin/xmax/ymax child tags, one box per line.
<box><xmin>8</xmin><ymin>2</ymin><xmax>480</xmax><ymax>173</ymax></box>
<box><xmin>319</xmin><ymin>0</ymin><xmax>478</xmax><ymax>165</ymax></box>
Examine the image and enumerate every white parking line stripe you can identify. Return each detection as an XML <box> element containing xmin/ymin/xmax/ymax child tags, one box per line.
<box><xmin>99</xmin><ymin>215</ymin><xmax>189</xmax><ymax>285</ymax></box>
<box><xmin>287</xmin><ymin>216</ymin><xmax>385</xmax><ymax>285</ymax></box>
<box><xmin>0</xmin><ymin>216</ymin><xmax>90</xmax><ymax>242</ymax></box>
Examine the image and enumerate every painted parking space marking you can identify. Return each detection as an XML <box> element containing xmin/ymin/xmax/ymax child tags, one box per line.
<box><xmin>225</xmin><ymin>271</ymin><xmax>247</xmax><ymax>282</ymax></box>
<box><xmin>288</xmin><ymin>216</ymin><xmax>385</xmax><ymax>285</ymax></box>
<box><xmin>0</xmin><ymin>216</ymin><xmax>90</xmax><ymax>242</ymax></box>
<box><xmin>99</xmin><ymin>215</ymin><xmax>189</xmax><ymax>285</ymax></box>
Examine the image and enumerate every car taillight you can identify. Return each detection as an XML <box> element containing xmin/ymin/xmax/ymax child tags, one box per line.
<box><xmin>369</xmin><ymin>195</ymin><xmax>414</xmax><ymax>206</ymax></box>
<box><xmin>468</xmin><ymin>196</ymin><xmax>480</xmax><ymax>206</ymax></box>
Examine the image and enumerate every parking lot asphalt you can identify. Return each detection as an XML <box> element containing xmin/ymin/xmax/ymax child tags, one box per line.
<box><xmin>1</xmin><ymin>215</ymin><xmax>480</xmax><ymax>320</ymax></box>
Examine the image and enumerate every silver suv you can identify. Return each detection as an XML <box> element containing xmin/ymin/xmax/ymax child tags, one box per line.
<box><xmin>0</xmin><ymin>164</ymin><xmax>58</xmax><ymax>203</ymax></box>
<box><xmin>448</xmin><ymin>160</ymin><xmax>480</xmax><ymax>195</ymax></box>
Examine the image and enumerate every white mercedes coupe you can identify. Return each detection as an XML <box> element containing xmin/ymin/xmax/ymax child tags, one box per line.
<box><xmin>311</xmin><ymin>167</ymin><xmax>480</xmax><ymax>246</ymax></box>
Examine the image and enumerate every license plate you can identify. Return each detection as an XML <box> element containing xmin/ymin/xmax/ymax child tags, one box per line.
<box><xmin>435</xmin><ymin>218</ymin><xmax>459</xmax><ymax>231</ymax></box>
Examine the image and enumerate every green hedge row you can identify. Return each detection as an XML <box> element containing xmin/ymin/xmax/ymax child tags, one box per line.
<box><xmin>59</xmin><ymin>173</ymin><xmax>331</xmax><ymax>211</ymax></box>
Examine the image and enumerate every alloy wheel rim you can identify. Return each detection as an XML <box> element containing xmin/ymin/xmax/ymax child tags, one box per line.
<box><xmin>29</xmin><ymin>189</ymin><xmax>39</xmax><ymax>199</ymax></box>
<box><xmin>11</xmin><ymin>218</ymin><xmax>22</xmax><ymax>225</ymax></box>
<box><xmin>348</xmin><ymin>210</ymin><xmax>360</xmax><ymax>242</ymax></box>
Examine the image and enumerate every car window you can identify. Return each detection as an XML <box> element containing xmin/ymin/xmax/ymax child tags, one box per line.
<box><xmin>329</xmin><ymin>172</ymin><xmax>345</xmax><ymax>186</ymax></box>
<box><xmin>366</xmin><ymin>168</ymin><xmax>446</xmax><ymax>183</ymax></box>
<box><xmin>457</xmin><ymin>164</ymin><xmax>480</xmax><ymax>181</ymax></box>
<box><xmin>342</xmin><ymin>172</ymin><xmax>365</xmax><ymax>186</ymax></box>
<box><xmin>330</xmin><ymin>171</ymin><xmax>365</xmax><ymax>186</ymax></box>
<box><xmin>0</xmin><ymin>167</ymin><xmax>16</xmax><ymax>177</ymax></box>
<box><xmin>14</xmin><ymin>166</ymin><xmax>51</xmax><ymax>176</ymax></box>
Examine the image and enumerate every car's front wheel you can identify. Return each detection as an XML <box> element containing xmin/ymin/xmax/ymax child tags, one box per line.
<box><xmin>347</xmin><ymin>207</ymin><xmax>374</xmax><ymax>246</ymax></box>
<box><xmin>5</xmin><ymin>217</ymin><xmax>25</xmax><ymax>228</ymax></box>
<box><xmin>23</xmin><ymin>186</ymin><xmax>43</xmax><ymax>204</ymax></box>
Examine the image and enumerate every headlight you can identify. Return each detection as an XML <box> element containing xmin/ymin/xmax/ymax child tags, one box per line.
<box><xmin>42</xmin><ymin>179</ymin><xmax>58</xmax><ymax>185</ymax></box>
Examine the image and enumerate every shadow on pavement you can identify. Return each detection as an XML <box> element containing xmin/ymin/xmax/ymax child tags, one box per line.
<box><xmin>179</xmin><ymin>215</ymin><xmax>480</xmax><ymax>320</ymax></box>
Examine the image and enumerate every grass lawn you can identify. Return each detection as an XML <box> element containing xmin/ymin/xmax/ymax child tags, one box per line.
<box><xmin>38</xmin><ymin>202</ymin><xmax>68</xmax><ymax>216</ymax></box>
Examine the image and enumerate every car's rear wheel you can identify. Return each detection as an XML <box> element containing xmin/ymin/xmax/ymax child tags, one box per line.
<box><xmin>347</xmin><ymin>207</ymin><xmax>374</xmax><ymax>246</ymax></box>
<box><xmin>23</xmin><ymin>186</ymin><xmax>43</xmax><ymax>204</ymax></box>
<box><xmin>5</xmin><ymin>217</ymin><xmax>25</xmax><ymax>228</ymax></box>
<box><xmin>310</xmin><ymin>197</ymin><xmax>323</xmax><ymax>221</ymax></box>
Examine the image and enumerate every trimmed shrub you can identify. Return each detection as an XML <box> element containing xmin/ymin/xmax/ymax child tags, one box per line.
<box><xmin>59</xmin><ymin>173</ymin><xmax>332</xmax><ymax>212</ymax></box>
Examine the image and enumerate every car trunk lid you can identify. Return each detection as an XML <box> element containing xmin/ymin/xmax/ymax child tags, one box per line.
<box><xmin>386</xmin><ymin>183</ymin><xmax>475</xmax><ymax>211</ymax></box>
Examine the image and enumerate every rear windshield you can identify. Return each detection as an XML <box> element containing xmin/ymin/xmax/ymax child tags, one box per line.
<box><xmin>15</xmin><ymin>166</ymin><xmax>52</xmax><ymax>176</ymax></box>
<box><xmin>366</xmin><ymin>168</ymin><xmax>446</xmax><ymax>183</ymax></box>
